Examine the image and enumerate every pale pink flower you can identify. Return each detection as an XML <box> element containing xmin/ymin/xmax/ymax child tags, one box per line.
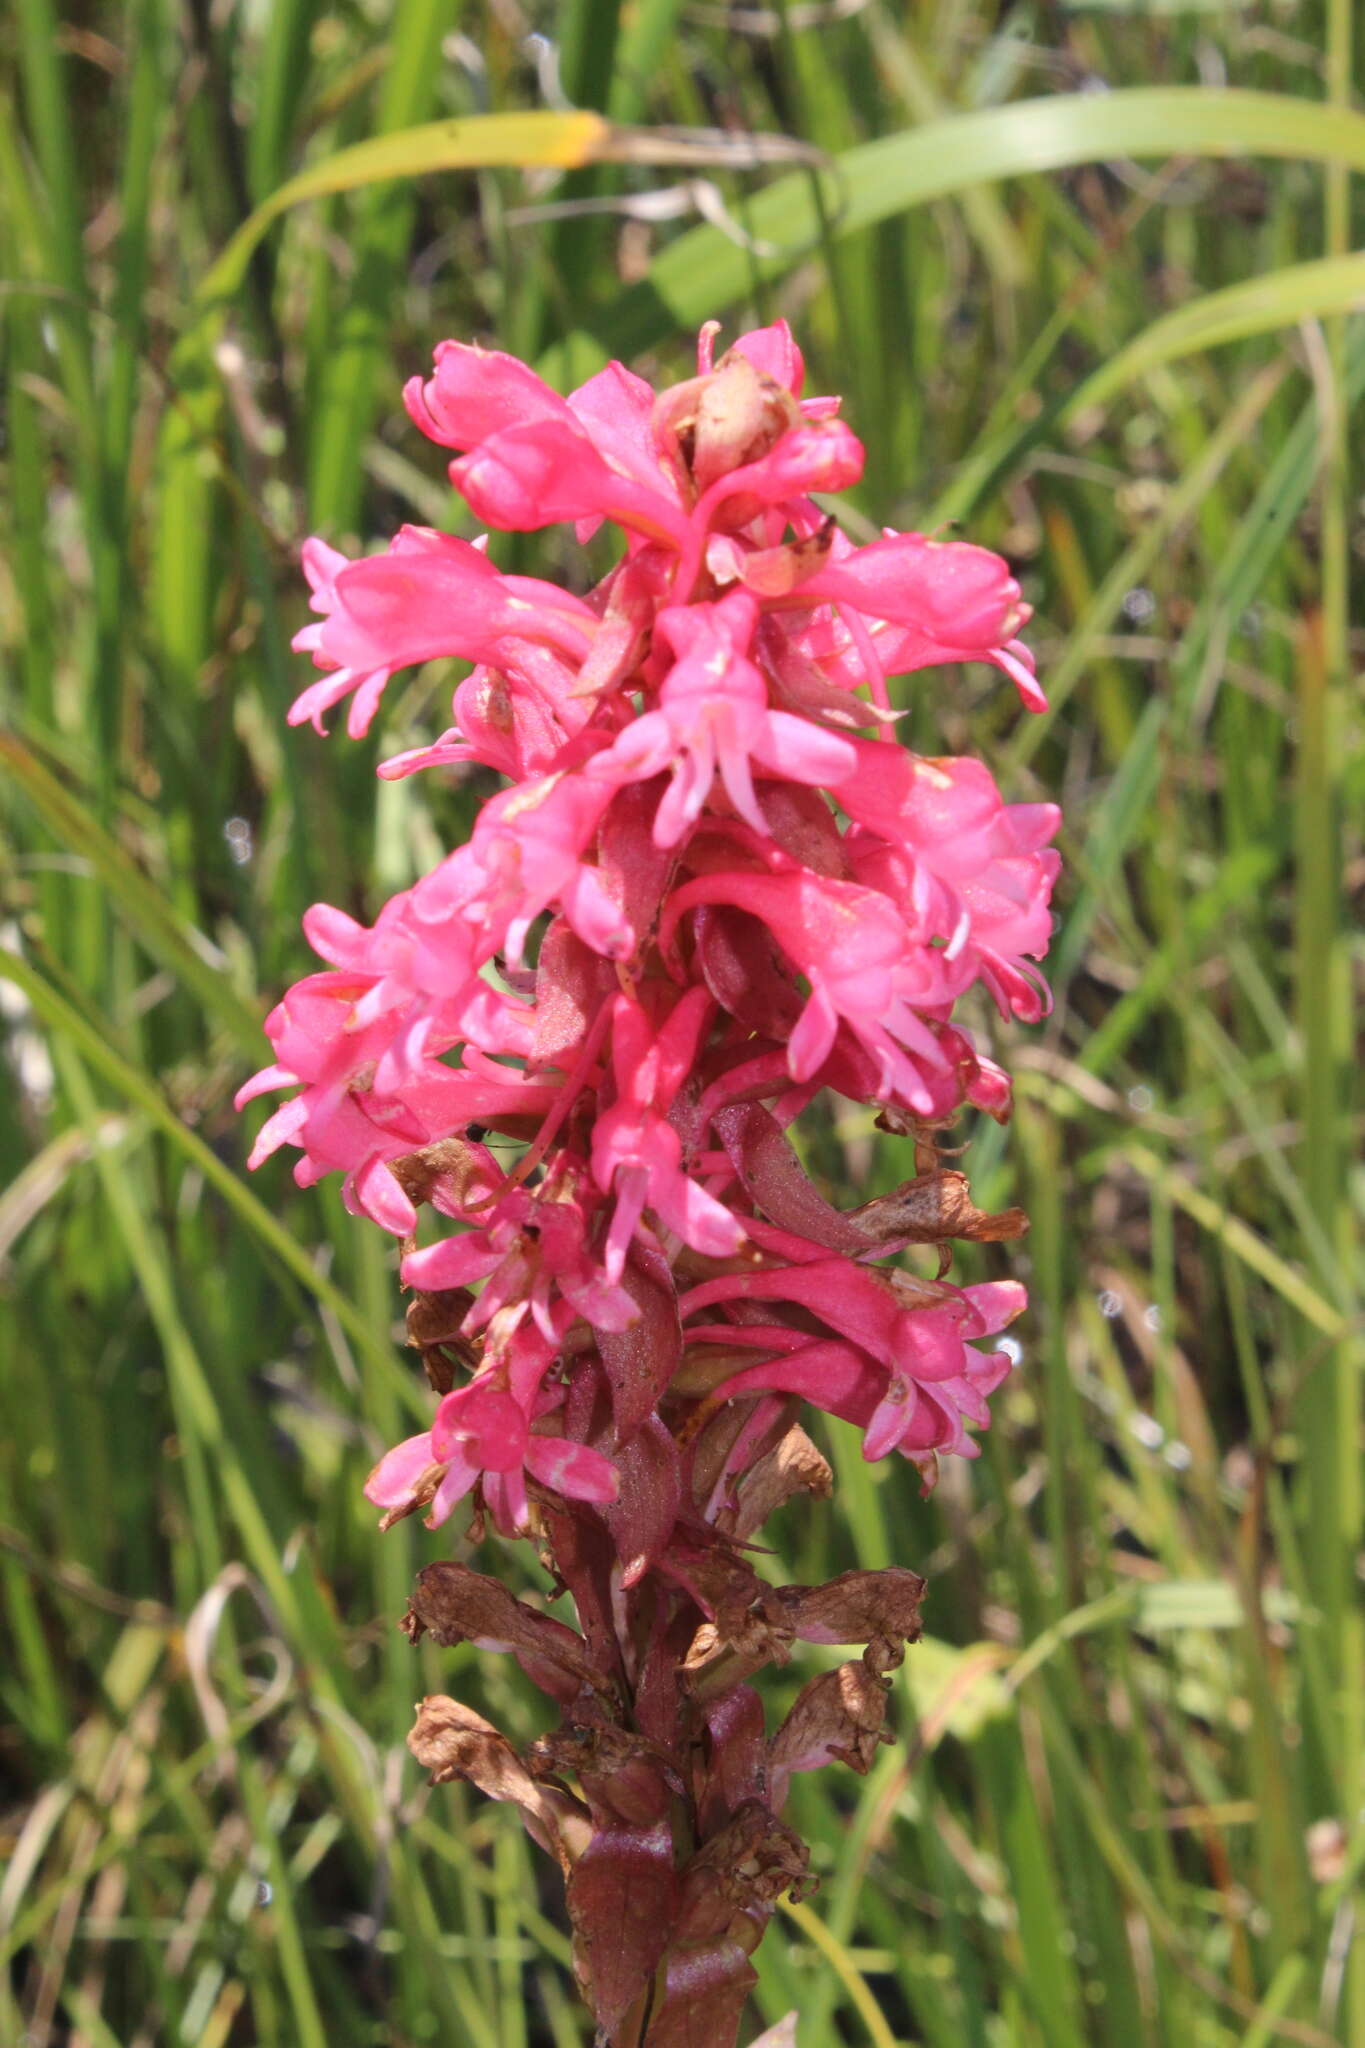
<box><xmin>364</xmin><ymin>1428</ymin><xmax>479</xmax><ymax>1531</ymax></box>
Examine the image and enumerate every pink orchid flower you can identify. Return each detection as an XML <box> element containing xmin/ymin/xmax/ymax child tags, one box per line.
<box><xmin>250</xmin><ymin>318</ymin><xmax>1064</xmax><ymax>2048</ymax></box>
<box><xmin>776</xmin><ymin>529</ymin><xmax>1044</xmax><ymax>712</ymax></box>
<box><xmin>403</xmin><ymin>1172</ymin><xmax>639</xmax><ymax>1347</ymax></box>
<box><xmin>661</xmin><ymin>865</ymin><xmax>958</xmax><ymax>1112</ymax></box>
<box><xmin>681</xmin><ymin>1271</ymin><xmax>1025</xmax><ymax>1462</ymax></box>
<box><xmin>467</xmin><ymin>771</ymin><xmax>631</xmax><ymax>964</ymax></box>
<box><xmin>431</xmin><ymin>1372</ymin><xmax>619</xmax><ymax>1535</ymax></box>
<box><xmin>367</xmin><ymin>1319</ymin><xmax>618</xmax><ymax>1538</ymax></box>
<box><xmin>290</xmin><ymin>527</ymin><xmax>595</xmax><ymax>738</ymax></box>
<box><xmin>365</xmin><ymin>1379</ymin><xmax>618</xmax><ymax>1538</ymax></box>
<box><xmin>593</xmin><ymin>590</ymin><xmax>858</xmax><ymax>846</ymax></box>
<box><xmin>591</xmin><ymin>989</ymin><xmax>745</xmax><ymax>1282</ymax></box>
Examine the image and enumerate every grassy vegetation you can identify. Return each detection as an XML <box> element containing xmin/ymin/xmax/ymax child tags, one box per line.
<box><xmin>1</xmin><ymin>2</ymin><xmax>1361</xmax><ymax>2042</ymax></box>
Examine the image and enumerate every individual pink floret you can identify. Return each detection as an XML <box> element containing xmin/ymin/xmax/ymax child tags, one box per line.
<box><xmin>402</xmin><ymin>1171</ymin><xmax>639</xmax><ymax>1348</ymax></box>
<box><xmin>289</xmin><ymin>526</ymin><xmax>595</xmax><ymax>739</ymax></box>
<box><xmin>466</xmin><ymin>771</ymin><xmax>632</xmax><ymax>964</ymax></box>
<box><xmin>591</xmin><ymin>989</ymin><xmax>745</xmax><ymax>1282</ymax></box>
<box><xmin>661</xmin><ymin>865</ymin><xmax>960</xmax><ymax>1113</ymax></box>
<box><xmin>592</xmin><ymin>590</ymin><xmax>858</xmax><ymax>846</ymax></box>
<box><xmin>680</xmin><ymin>1270</ymin><xmax>1025</xmax><ymax>1463</ymax></box>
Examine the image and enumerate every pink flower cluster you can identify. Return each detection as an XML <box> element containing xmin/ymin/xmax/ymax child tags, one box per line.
<box><xmin>240</xmin><ymin>320</ymin><xmax>1057</xmax><ymax>1528</ymax></box>
<box><xmin>240</xmin><ymin>321</ymin><xmax>1059</xmax><ymax>2043</ymax></box>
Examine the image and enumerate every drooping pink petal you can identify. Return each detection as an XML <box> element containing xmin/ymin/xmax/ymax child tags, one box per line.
<box><xmin>403</xmin><ymin>339</ymin><xmax>574</xmax><ymax>449</ymax></box>
<box><xmin>524</xmin><ymin>1435</ymin><xmax>620</xmax><ymax>1504</ymax></box>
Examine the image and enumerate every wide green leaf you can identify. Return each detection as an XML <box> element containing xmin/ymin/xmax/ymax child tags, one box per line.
<box><xmin>1061</xmin><ymin>251</ymin><xmax>1365</xmax><ymax>420</ymax></box>
<box><xmin>196</xmin><ymin>109</ymin><xmax>816</xmax><ymax>310</ymax></box>
<box><xmin>598</xmin><ymin>87</ymin><xmax>1365</xmax><ymax>353</ymax></box>
<box><xmin>198</xmin><ymin>109</ymin><xmax>610</xmax><ymax>305</ymax></box>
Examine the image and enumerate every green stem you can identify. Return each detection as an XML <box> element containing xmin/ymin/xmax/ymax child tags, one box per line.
<box><xmin>1302</xmin><ymin>0</ymin><xmax>1362</xmax><ymax>2033</ymax></box>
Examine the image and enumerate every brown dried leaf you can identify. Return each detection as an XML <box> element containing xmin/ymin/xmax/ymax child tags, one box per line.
<box><xmin>675</xmin><ymin>1801</ymin><xmax>812</xmax><ymax>1946</ymax></box>
<box><xmin>407</xmin><ymin>1695</ymin><xmax>591</xmax><ymax>1871</ymax></box>
<box><xmin>405</xmin><ymin>1561</ymin><xmax>610</xmax><ymax>1705</ymax></box>
<box><xmin>669</xmin><ymin>1546</ymin><xmax>776</xmax><ymax>1643</ymax></box>
<box><xmin>682</xmin><ymin>1613</ymin><xmax>794</xmax><ymax>1698</ymax></box>
<box><xmin>640</xmin><ymin>1798</ymin><xmax>810</xmax><ymax>2045</ymax></box>
<box><xmin>768</xmin><ymin>1660</ymin><xmax>892</xmax><ymax>1803</ymax></box>
<box><xmin>686</xmin><ymin>1388</ymin><xmax>778</xmax><ymax>1500</ymax></box>
<box><xmin>528</xmin><ymin>1723</ymin><xmax>676</xmax><ymax>1829</ymax></box>
<box><xmin>847</xmin><ymin>1168</ymin><xmax>1027</xmax><ymax>1248</ymax></box>
<box><xmin>777</xmin><ymin>1567</ymin><xmax>926</xmax><ymax>1649</ymax></box>
<box><xmin>661</xmin><ymin>351</ymin><xmax>799</xmax><ymax>494</ymax></box>
<box><xmin>672</xmin><ymin>1547</ymin><xmax>795</xmax><ymax>1697</ymax></box>
<box><xmin>375</xmin><ymin>1458</ymin><xmax>449</xmax><ymax>1533</ymax></box>
<box><xmin>404</xmin><ymin>1286</ymin><xmax>479</xmax><ymax>1391</ymax></box>
<box><xmin>723</xmin><ymin>1425</ymin><xmax>832</xmax><ymax>1541</ymax></box>
<box><xmin>388</xmin><ymin>1138</ymin><xmax>493</xmax><ymax>1210</ymax></box>
<box><xmin>404</xmin><ymin>1288</ymin><xmax>477</xmax><ymax>1349</ymax></box>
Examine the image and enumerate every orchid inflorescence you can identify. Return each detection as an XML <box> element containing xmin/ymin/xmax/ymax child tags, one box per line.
<box><xmin>239</xmin><ymin>320</ymin><xmax>1059</xmax><ymax>2045</ymax></box>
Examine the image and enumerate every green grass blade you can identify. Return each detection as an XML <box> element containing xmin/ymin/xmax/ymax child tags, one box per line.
<box><xmin>0</xmin><ymin>945</ymin><xmax>418</xmax><ymax>1409</ymax></box>
<box><xmin>1059</xmin><ymin>255</ymin><xmax>1365</xmax><ymax>422</ymax></box>
<box><xmin>197</xmin><ymin>110</ymin><xmax>614</xmax><ymax>309</ymax></box>
<box><xmin>0</xmin><ymin>733</ymin><xmax>263</xmax><ymax>1050</ymax></box>
<box><xmin>598</xmin><ymin>87</ymin><xmax>1365</xmax><ymax>352</ymax></box>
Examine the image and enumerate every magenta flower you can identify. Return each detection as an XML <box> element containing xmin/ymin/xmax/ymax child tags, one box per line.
<box><xmin>679</xmin><ymin>1265</ymin><xmax>1026</xmax><ymax>1466</ymax></box>
<box><xmin>431</xmin><ymin>1371</ymin><xmax>619</xmax><ymax>1535</ymax></box>
<box><xmin>290</xmin><ymin>526</ymin><xmax>596</xmax><ymax>739</ymax></box>
<box><xmin>465</xmin><ymin>770</ymin><xmax>631</xmax><ymax>964</ymax></box>
<box><xmin>661</xmin><ymin>865</ymin><xmax>966</xmax><ymax>1112</ymax></box>
<box><xmin>244</xmin><ymin>318</ymin><xmax>1060</xmax><ymax>2048</ymax></box>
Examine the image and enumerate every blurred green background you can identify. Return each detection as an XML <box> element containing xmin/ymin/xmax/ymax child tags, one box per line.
<box><xmin>2</xmin><ymin>2</ymin><xmax>1362</xmax><ymax>2043</ymax></box>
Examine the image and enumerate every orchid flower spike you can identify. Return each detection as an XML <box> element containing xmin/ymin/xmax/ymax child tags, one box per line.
<box><xmin>242</xmin><ymin>318</ymin><xmax>1059</xmax><ymax>2048</ymax></box>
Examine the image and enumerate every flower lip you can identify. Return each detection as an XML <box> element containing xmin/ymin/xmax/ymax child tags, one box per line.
<box><xmin>432</xmin><ymin>1383</ymin><xmax>528</xmax><ymax>1472</ymax></box>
